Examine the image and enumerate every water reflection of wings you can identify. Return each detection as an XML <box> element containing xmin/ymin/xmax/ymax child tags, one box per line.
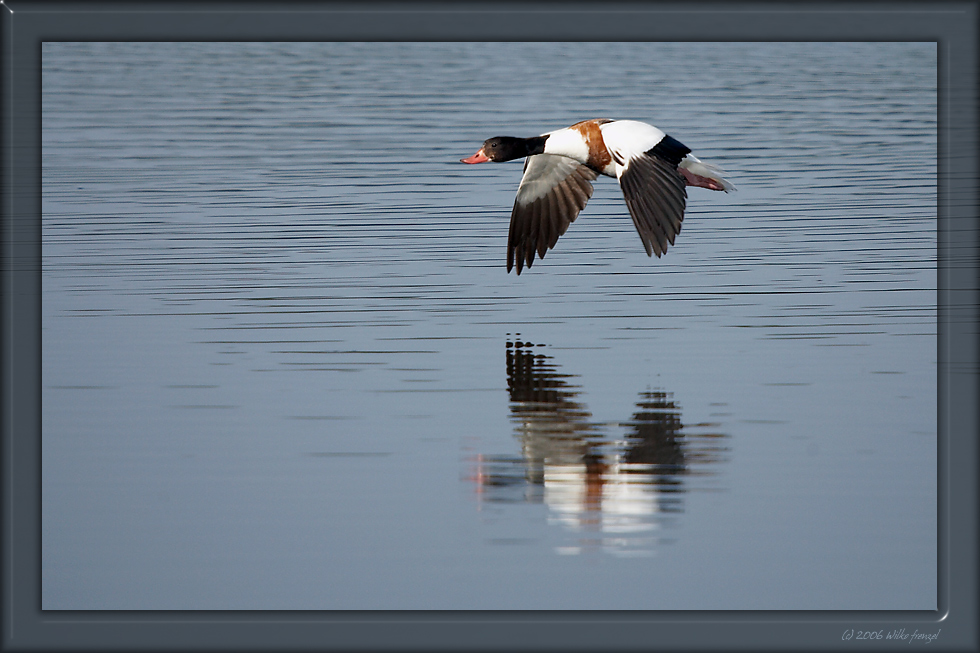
<box><xmin>615</xmin><ymin>391</ymin><xmax>687</xmax><ymax>510</ymax></box>
<box><xmin>505</xmin><ymin>339</ymin><xmax>601</xmax><ymax>486</ymax></box>
<box><xmin>622</xmin><ymin>391</ymin><xmax>730</xmax><ymax>479</ymax></box>
<box><xmin>470</xmin><ymin>339</ymin><xmax>730</xmax><ymax>556</ymax></box>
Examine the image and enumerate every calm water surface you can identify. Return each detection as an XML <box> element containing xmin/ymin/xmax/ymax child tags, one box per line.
<box><xmin>42</xmin><ymin>42</ymin><xmax>936</xmax><ymax>610</ymax></box>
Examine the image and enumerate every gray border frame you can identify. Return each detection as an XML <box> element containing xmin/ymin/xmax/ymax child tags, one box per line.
<box><xmin>3</xmin><ymin>1</ymin><xmax>977</xmax><ymax>651</ymax></box>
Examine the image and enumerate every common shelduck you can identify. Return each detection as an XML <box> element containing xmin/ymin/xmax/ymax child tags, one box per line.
<box><xmin>461</xmin><ymin>119</ymin><xmax>735</xmax><ymax>274</ymax></box>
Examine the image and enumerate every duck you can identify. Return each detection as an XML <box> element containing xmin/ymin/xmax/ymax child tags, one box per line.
<box><xmin>461</xmin><ymin>119</ymin><xmax>735</xmax><ymax>274</ymax></box>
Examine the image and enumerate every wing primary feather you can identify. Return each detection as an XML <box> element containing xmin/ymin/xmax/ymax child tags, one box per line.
<box><xmin>505</xmin><ymin>158</ymin><xmax>600</xmax><ymax>273</ymax></box>
<box><xmin>539</xmin><ymin>193</ymin><xmax>554</xmax><ymax>258</ymax></box>
<box><xmin>623</xmin><ymin>180</ymin><xmax>657</xmax><ymax>257</ymax></box>
<box><xmin>525</xmin><ymin>200</ymin><xmax>539</xmax><ymax>270</ymax></box>
<box><xmin>639</xmin><ymin>177</ymin><xmax>672</xmax><ymax>252</ymax></box>
<box><xmin>647</xmin><ymin>185</ymin><xmax>676</xmax><ymax>255</ymax></box>
<box><xmin>534</xmin><ymin>197</ymin><xmax>546</xmax><ymax>259</ymax></box>
<box><xmin>508</xmin><ymin>199</ymin><xmax>530</xmax><ymax>275</ymax></box>
<box><xmin>556</xmin><ymin>178</ymin><xmax>585</xmax><ymax>232</ymax></box>
<box><xmin>554</xmin><ymin>182</ymin><xmax>575</xmax><ymax>237</ymax></box>
<box><xmin>510</xmin><ymin>200</ymin><xmax>536</xmax><ymax>274</ymax></box>
<box><xmin>546</xmin><ymin>192</ymin><xmax>560</xmax><ymax>251</ymax></box>
<box><xmin>617</xmin><ymin>153</ymin><xmax>691</xmax><ymax>258</ymax></box>
<box><xmin>518</xmin><ymin>201</ymin><xmax>531</xmax><ymax>273</ymax></box>
<box><xmin>636</xmin><ymin>191</ymin><xmax>667</xmax><ymax>256</ymax></box>
<box><xmin>624</xmin><ymin>163</ymin><xmax>659</xmax><ymax>255</ymax></box>
<box><xmin>652</xmin><ymin>161</ymin><xmax>687</xmax><ymax>244</ymax></box>
<box><xmin>557</xmin><ymin>182</ymin><xmax>578</xmax><ymax>239</ymax></box>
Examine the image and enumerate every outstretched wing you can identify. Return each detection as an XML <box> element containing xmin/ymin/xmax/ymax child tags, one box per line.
<box><xmin>601</xmin><ymin>122</ymin><xmax>690</xmax><ymax>258</ymax></box>
<box><xmin>507</xmin><ymin>154</ymin><xmax>598</xmax><ymax>274</ymax></box>
<box><xmin>615</xmin><ymin>152</ymin><xmax>688</xmax><ymax>258</ymax></box>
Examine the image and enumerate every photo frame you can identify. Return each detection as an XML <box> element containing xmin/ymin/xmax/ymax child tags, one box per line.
<box><xmin>3</xmin><ymin>1</ymin><xmax>976</xmax><ymax>650</ymax></box>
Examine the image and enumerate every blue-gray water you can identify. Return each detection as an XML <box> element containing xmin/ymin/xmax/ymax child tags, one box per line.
<box><xmin>42</xmin><ymin>42</ymin><xmax>936</xmax><ymax>610</ymax></box>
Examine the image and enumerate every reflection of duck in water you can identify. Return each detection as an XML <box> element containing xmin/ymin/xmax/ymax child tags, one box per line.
<box><xmin>505</xmin><ymin>338</ymin><xmax>600</xmax><ymax>488</ymax></box>
<box><xmin>471</xmin><ymin>338</ymin><xmax>729</xmax><ymax>555</ymax></box>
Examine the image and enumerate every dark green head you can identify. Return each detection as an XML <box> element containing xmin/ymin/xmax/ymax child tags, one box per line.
<box><xmin>461</xmin><ymin>135</ymin><xmax>547</xmax><ymax>164</ymax></box>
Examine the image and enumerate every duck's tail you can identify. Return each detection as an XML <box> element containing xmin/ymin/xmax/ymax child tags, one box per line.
<box><xmin>679</xmin><ymin>154</ymin><xmax>736</xmax><ymax>192</ymax></box>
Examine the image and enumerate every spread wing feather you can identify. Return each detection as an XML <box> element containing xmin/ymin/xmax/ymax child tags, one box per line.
<box><xmin>507</xmin><ymin>154</ymin><xmax>598</xmax><ymax>274</ymax></box>
<box><xmin>615</xmin><ymin>152</ymin><xmax>688</xmax><ymax>258</ymax></box>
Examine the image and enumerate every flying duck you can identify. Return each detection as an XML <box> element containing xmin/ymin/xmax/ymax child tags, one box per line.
<box><xmin>461</xmin><ymin>119</ymin><xmax>735</xmax><ymax>274</ymax></box>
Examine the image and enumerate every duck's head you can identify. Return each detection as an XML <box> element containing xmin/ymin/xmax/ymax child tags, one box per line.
<box><xmin>461</xmin><ymin>136</ymin><xmax>544</xmax><ymax>164</ymax></box>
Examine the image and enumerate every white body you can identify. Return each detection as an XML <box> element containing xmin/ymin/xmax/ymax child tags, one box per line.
<box><xmin>540</xmin><ymin>119</ymin><xmax>734</xmax><ymax>191</ymax></box>
<box><xmin>598</xmin><ymin>120</ymin><xmax>667</xmax><ymax>176</ymax></box>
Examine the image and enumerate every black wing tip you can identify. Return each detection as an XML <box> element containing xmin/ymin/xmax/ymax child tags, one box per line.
<box><xmin>507</xmin><ymin>244</ymin><xmax>531</xmax><ymax>275</ymax></box>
